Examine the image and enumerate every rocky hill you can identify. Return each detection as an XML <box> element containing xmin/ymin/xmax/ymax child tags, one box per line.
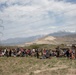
<box><xmin>1</xmin><ymin>31</ymin><xmax>76</xmax><ymax>46</ymax></box>
<box><xmin>25</xmin><ymin>34</ymin><xmax>76</xmax><ymax>46</ymax></box>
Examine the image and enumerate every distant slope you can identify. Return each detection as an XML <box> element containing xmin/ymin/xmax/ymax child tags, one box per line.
<box><xmin>1</xmin><ymin>35</ymin><xmax>44</xmax><ymax>46</ymax></box>
<box><xmin>1</xmin><ymin>31</ymin><xmax>76</xmax><ymax>46</ymax></box>
<box><xmin>48</xmin><ymin>31</ymin><xmax>75</xmax><ymax>37</ymax></box>
<box><xmin>25</xmin><ymin>33</ymin><xmax>76</xmax><ymax>46</ymax></box>
<box><xmin>25</xmin><ymin>36</ymin><xmax>58</xmax><ymax>45</ymax></box>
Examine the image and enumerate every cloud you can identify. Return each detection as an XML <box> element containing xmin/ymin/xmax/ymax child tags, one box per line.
<box><xmin>0</xmin><ymin>0</ymin><xmax>76</xmax><ymax>40</ymax></box>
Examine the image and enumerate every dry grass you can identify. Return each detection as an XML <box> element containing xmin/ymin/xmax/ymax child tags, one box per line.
<box><xmin>0</xmin><ymin>57</ymin><xmax>76</xmax><ymax>75</ymax></box>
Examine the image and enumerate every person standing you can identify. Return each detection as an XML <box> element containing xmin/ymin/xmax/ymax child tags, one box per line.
<box><xmin>36</xmin><ymin>49</ymin><xmax>39</xmax><ymax>58</ymax></box>
<box><xmin>56</xmin><ymin>46</ymin><xmax>60</xmax><ymax>57</ymax></box>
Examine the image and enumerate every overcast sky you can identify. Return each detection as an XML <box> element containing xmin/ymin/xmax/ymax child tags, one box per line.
<box><xmin>0</xmin><ymin>0</ymin><xmax>76</xmax><ymax>40</ymax></box>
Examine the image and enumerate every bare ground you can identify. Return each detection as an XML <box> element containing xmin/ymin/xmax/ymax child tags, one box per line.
<box><xmin>0</xmin><ymin>57</ymin><xmax>76</xmax><ymax>75</ymax></box>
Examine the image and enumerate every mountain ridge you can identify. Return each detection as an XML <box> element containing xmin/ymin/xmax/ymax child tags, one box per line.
<box><xmin>1</xmin><ymin>31</ymin><xmax>76</xmax><ymax>46</ymax></box>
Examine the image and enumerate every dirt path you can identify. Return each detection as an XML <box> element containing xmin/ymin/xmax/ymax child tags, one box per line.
<box><xmin>25</xmin><ymin>60</ymin><xmax>68</xmax><ymax>75</ymax></box>
<box><xmin>25</xmin><ymin>65</ymin><xmax>68</xmax><ymax>75</ymax></box>
<box><xmin>33</xmin><ymin>65</ymin><xmax>68</xmax><ymax>74</ymax></box>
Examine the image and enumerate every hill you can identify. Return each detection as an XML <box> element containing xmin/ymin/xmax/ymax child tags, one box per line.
<box><xmin>1</xmin><ymin>31</ymin><xmax>76</xmax><ymax>46</ymax></box>
<box><xmin>1</xmin><ymin>35</ymin><xmax>44</xmax><ymax>46</ymax></box>
<box><xmin>25</xmin><ymin>33</ymin><xmax>76</xmax><ymax>46</ymax></box>
<box><xmin>48</xmin><ymin>31</ymin><xmax>75</xmax><ymax>37</ymax></box>
<box><xmin>25</xmin><ymin>36</ymin><xmax>57</xmax><ymax>45</ymax></box>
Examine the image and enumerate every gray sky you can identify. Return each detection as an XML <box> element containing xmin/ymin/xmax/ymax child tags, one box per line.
<box><xmin>0</xmin><ymin>0</ymin><xmax>76</xmax><ymax>40</ymax></box>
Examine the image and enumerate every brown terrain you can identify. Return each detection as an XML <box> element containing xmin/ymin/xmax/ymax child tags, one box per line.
<box><xmin>24</xmin><ymin>34</ymin><xmax>76</xmax><ymax>46</ymax></box>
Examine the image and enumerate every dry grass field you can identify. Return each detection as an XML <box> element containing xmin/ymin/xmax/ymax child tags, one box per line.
<box><xmin>0</xmin><ymin>57</ymin><xmax>76</xmax><ymax>75</ymax></box>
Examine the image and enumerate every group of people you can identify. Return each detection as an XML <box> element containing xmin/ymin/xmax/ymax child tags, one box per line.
<box><xmin>0</xmin><ymin>46</ymin><xmax>76</xmax><ymax>59</ymax></box>
<box><xmin>0</xmin><ymin>48</ymin><xmax>50</xmax><ymax>58</ymax></box>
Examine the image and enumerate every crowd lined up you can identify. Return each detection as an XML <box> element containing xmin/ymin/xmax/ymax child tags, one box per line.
<box><xmin>0</xmin><ymin>46</ymin><xmax>76</xmax><ymax>59</ymax></box>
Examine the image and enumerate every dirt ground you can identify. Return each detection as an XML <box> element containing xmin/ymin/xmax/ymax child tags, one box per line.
<box><xmin>0</xmin><ymin>57</ymin><xmax>76</xmax><ymax>75</ymax></box>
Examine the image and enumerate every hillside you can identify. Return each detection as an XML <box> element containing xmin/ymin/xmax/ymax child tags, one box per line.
<box><xmin>1</xmin><ymin>35</ymin><xmax>44</xmax><ymax>46</ymax></box>
<box><xmin>48</xmin><ymin>31</ymin><xmax>75</xmax><ymax>37</ymax></box>
<box><xmin>25</xmin><ymin>34</ymin><xmax>76</xmax><ymax>46</ymax></box>
<box><xmin>25</xmin><ymin>36</ymin><xmax>57</xmax><ymax>46</ymax></box>
<box><xmin>1</xmin><ymin>31</ymin><xmax>76</xmax><ymax>46</ymax></box>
